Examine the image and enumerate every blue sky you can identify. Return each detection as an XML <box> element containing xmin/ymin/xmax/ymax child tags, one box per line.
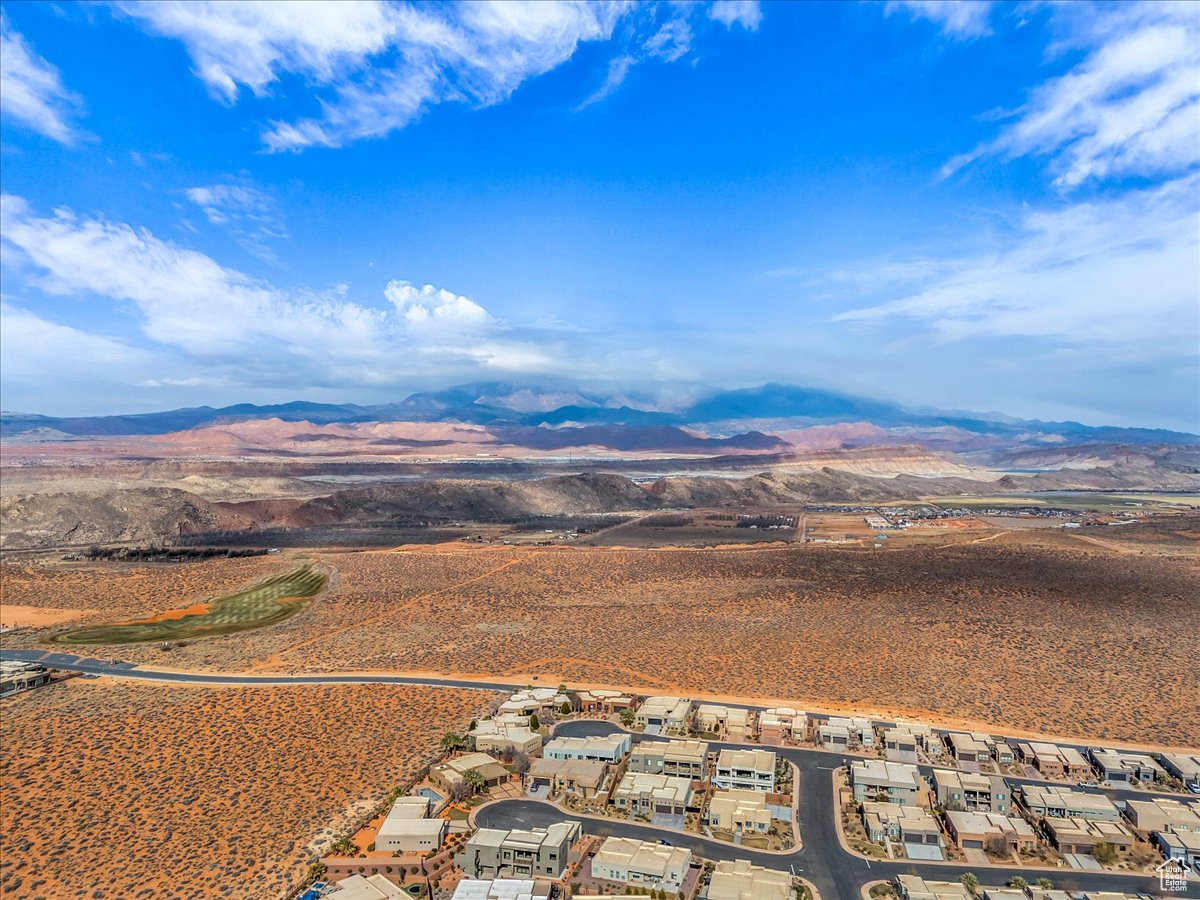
<box><xmin>1</xmin><ymin>0</ymin><xmax>1197</xmax><ymax>430</ymax></box>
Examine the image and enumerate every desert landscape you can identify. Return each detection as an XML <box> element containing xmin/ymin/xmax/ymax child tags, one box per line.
<box><xmin>0</xmin><ymin>678</ymin><xmax>491</xmax><ymax>900</ymax></box>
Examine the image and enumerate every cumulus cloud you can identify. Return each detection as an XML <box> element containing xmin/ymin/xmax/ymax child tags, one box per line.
<box><xmin>0</xmin><ymin>14</ymin><xmax>84</xmax><ymax>143</ymax></box>
<box><xmin>0</xmin><ymin>195</ymin><xmax>565</xmax><ymax>390</ymax></box>
<box><xmin>832</xmin><ymin>174</ymin><xmax>1200</xmax><ymax>360</ymax></box>
<box><xmin>708</xmin><ymin>1</ymin><xmax>763</xmax><ymax>32</ymax></box>
<box><xmin>113</xmin><ymin>1</ymin><xmax>760</xmax><ymax>150</ymax></box>
<box><xmin>184</xmin><ymin>181</ymin><xmax>288</xmax><ymax>261</ymax></box>
<box><xmin>942</xmin><ymin>2</ymin><xmax>1200</xmax><ymax>188</ymax></box>
<box><xmin>885</xmin><ymin>1</ymin><xmax>992</xmax><ymax>39</ymax></box>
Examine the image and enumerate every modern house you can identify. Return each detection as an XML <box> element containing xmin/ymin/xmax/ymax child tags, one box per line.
<box><xmin>375</xmin><ymin>796</ymin><xmax>446</xmax><ymax>855</ymax></box>
<box><xmin>589</xmin><ymin>837</ymin><xmax>692</xmax><ymax>893</ymax></box>
<box><xmin>895</xmin><ymin>875</ymin><xmax>972</xmax><ymax>900</ymax></box>
<box><xmin>860</xmin><ymin>802</ymin><xmax>944</xmax><ymax>857</ymax></box>
<box><xmin>707</xmin><ymin>789</ymin><xmax>771</xmax><ymax>833</ymax></box>
<box><xmin>1157</xmin><ymin>829</ymin><xmax>1200</xmax><ymax>869</ymax></box>
<box><xmin>0</xmin><ymin>661</ymin><xmax>51</xmax><ymax>697</ymax></box>
<box><xmin>694</xmin><ymin>704</ymin><xmax>754</xmax><ymax>740</ymax></box>
<box><xmin>575</xmin><ymin>690</ymin><xmax>635</xmax><ymax>715</ymax></box>
<box><xmin>542</xmin><ymin>734</ymin><xmax>631</xmax><ymax>764</ymax></box>
<box><xmin>1042</xmin><ymin>817</ymin><xmax>1134</xmax><ymax>855</ymax></box>
<box><xmin>430</xmin><ymin>752</ymin><xmax>511</xmax><ymax>794</ymax></box>
<box><xmin>612</xmin><ymin>772</ymin><xmax>693</xmax><ymax>817</ymax></box>
<box><xmin>1122</xmin><ymin>797</ymin><xmax>1200</xmax><ymax>834</ymax></box>
<box><xmin>499</xmin><ymin>688</ymin><xmax>572</xmax><ymax>718</ymax></box>
<box><xmin>1013</xmin><ymin>742</ymin><xmax>1090</xmax><ymax>780</ymax></box>
<box><xmin>931</xmin><ymin>771</ymin><xmax>1009</xmax><ymax>813</ymax></box>
<box><xmin>704</xmin><ymin>861</ymin><xmax>792</xmax><ymax>900</ymax></box>
<box><xmin>471</xmin><ymin>716</ymin><xmax>543</xmax><ymax>756</ymax></box>
<box><xmin>945</xmin><ymin>732</ymin><xmax>991</xmax><ymax>764</ymax></box>
<box><xmin>1090</xmin><ymin>748</ymin><xmax>1165</xmax><ymax>786</ymax></box>
<box><xmin>882</xmin><ymin>727</ymin><xmax>920</xmax><ymax>763</ymax></box>
<box><xmin>850</xmin><ymin>761</ymin><xmax>923</xmax><ymax>805</ymax></box>
<box><xmin>329</xmin><ymin>873</ymin><xmax>406</xmax><ymax>899</ymax></box>
<box><xmin>634</xmin><ymin>696</ymin><xmax>694</xmax><ymax>733</ymax></box>
<box><xmin>942</xmin><ymin>810</ymin><xmax>1037</xmax><ymax>853</ymax></box>
<box><xmin>758</xmin><ymin>708</ymin><xmax>807</xmax><ymax>746</ymax></box>
<box><xmin>526</xmin><ymin>758</ymin><xmax>608</xmax><ymax>798</ymax></box>
<box><xmin>713</xmin><ymin>749</ymin><xmax>777</xmax><ymax>793</ymax></box>
<box><xmin>1159</xmin><ymin>753</ymin><xmax>1200</xmax><ymax>791</ymax></box>
<box><xmin>1018</xmin><ymin>785</ymin><xmax>1120</xmax><ymax>822</ymax></box>
<box><xmin>451</xmin><ymin>879</ymin><xmax>551</xmax><ymax>900</ymax></box>
<box><xmin>459</xmin><ymin>822</ymin><xmax>582</xmax><ymax>880</ymax></box>
<box><xmin>628</xmin><ymin>740</ymin><xmax>708</xmax><ymax>779</ymax></box>
<box><xmin>819</xmin><ymin>716</ymin><xmax>874</xmax><ymax>749</ymax></box>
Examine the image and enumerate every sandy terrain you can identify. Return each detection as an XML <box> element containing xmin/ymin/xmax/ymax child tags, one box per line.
<box><xmin>5</xmin><ymin>522</ymin><xmax>1197</xmax><ymax>747</ymax></box>
<box><xmin>0</xmin><ymin>604</ymin><xmax>91</xmax><ymax>629</ymax></box>
<box><xmin>0</xmin><ymin>678</ymin><xmax>490</xmax><ymax>900</ymax></box>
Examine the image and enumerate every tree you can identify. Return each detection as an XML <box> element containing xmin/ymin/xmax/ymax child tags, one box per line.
<box><xmin>387</xmin><ymin>785</ymin><xmax>409</xmax><ymax>805</ymax></box>
<box><xmin>1008</xmin><ymin>877</ymin><xmax>1027</xmax><ymax>890</ymax></box>
<box><xmin>1034</xmin><ymin>879</ymin><xmax>1054</xmax><ymax>890</ymax></box>
<box><xmin>463</xmin><ymin>768</ymin><xmax>487</xmax><ymax>795</ymax></box>
<box><xmin>529</xmin><ymin>714</ymin><xmax>540</xmax><ymax>731</ymax></box>
<box><xmin>510</xmin><ymin>750</ymin><xmax>530</xmax><ymax>775</ymax></box>
<box><xmin>441</xmin><ymin>732</ymin><xmax>465</xmax><ymax>752</ymax></box>
<box><xmin>620</xmin><ymin>708</ymin><xmax>636</xmax><ymax>728</ymax></box>
<box><xmin>1093</xmin><ymin>841</ymin><xmax>1118</xmax><ymax>865</ymax></box>
<box><xmin>306</xmin><ymin>862</ymin><xmax>327</xmax><ymax>884</ymax></box>
<box><xmin>561</xmin><ymin>701</ymin><xmax>572</xmax><ymax>716</ymax></box>
<box><xmin>960</xmin><ymin>873</ymin><xmax>978</xmax><ymax>895</ymax></box>
<box><xmin>331</xmin><ymin>837</ymin><xmax>356</xmax><ymax>856</ymax></box>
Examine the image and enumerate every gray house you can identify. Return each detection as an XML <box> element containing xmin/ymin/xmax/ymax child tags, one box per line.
<box><xmin>459</xmin><ymin>823</ymin><xmax>582</xmax><ymax>880</ymax></box>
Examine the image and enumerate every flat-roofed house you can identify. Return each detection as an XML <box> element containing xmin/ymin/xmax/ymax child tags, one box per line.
<box><xmin>331</xmin><ymin>873</ymin><xmax>406</xmax><ymax>900</ymax></box>
<box><xmin>759</xmin><ymin>708</ymin><xmax>807</xmax><ymax>746</ymax></box>
<box><xmin>431</xmin><ymin>752</ymin><xmax>512</xmax><ymax>794</ymax></box>
<box><xmin>895</xmin><ymin>874</ymin><xmax>972</xmax><ymax>900</ymax></box>
<box><xmin>1159</xmin><ymin>753</ymin><xmax>1200</xmax><ymax>790</ymax></box>
<box><xmin>1091</xmin><ymin>749</ymin><xmax>1165</xmax><ymax>786</ymax></box>
<box><xmin>375</xmin><ymin>796</ymin><xmax>446</xmax><ymax>854</ymax></box>
<box><xmin>451</xmin><ymin>879</ymin><xmax>551</xmax><ymax>900</ymax></box>
<box><xmin>612</xmin><ymin>772</ymin><xmax>693</xmax><ymax>816</ymax></box>
<box><xmin>526</xmin><ymin>758</ymin><xmax>608</xmax><ymax>798</ymax></box>
<box><xmin>1043</xmin><ymin>817</ymin><xmax>1134</xmax><ymax>855</ymax></box>
<box><xmin>1018</xmin><ymin>785</ymin><xmax>1120</xmax><ymax>822</ymax></box>
<box><xmin>708</xmin><ymin>789</ymin><xmax>771</xmax><ymax>833</ymax></box>
<box><xmin>945</xmin><ymin>732</ymin><xmax>991</xmax><ymax>763</ymax></box>
<box><xmin>695</xmin><ymin>705</ymin><xmax>755</xmax><ymax>740</ymax></box>
<box><xmin>459</xmin><ymin>822</ymin><xmax>582</xmax><ymax>879</ymax></box>
<box><xmin>931</xmin><ymin>771</ymin><xmax>1009</xmax><ymax>813</ymax></box>
<box><xmin>471</xmin><ymin>716</ymin><xmax>543</xmax><ymax>756</ymax></box>
<box><xmin>543</xmin><ymin>734</ymin><xmax>631</xmax><ymax>764</ymax></box>
<box><xmin>883</xmin><ymin>727</ymin><xmax>920</xmax><ymax>763</ymax></box>
<box><xmin>1157</xmin><ymin>829</ymin><xmax>1200</xmax><ymax>868</ymax></box>
<box><xmin>821</xmin><ymin>716</ymin><xmax>874</xmax><ymax>748</ymax></box>
<box><xmin>705</xmin><ymin>860</ymin><xmax>791</xmax><ymax>900</ymax></box>
<box><xmin>713</xmin><ymin>749</ymin><xmax>777</xmax><ymax>793</ymax></box>
<box><xmin>943</xmin><ymin>811</ymin><xmax>1037</xmax><ymax>853</ymax></box>
<box><xmin>860</xmin><ymin>802</ymin><xmax>944</xmax><ymax>857</ymax></box>
<box><xmin>817</xmin><ymin>722</ymin><xmax>850</xmax><ymax>751</ymax></box>
<box><xmin>499</xmin><ymin>688</ymin><xmax>571</xmax><ymax>718</ymax></box>
<box><xmin>589</xmin><ymin>837</ymin><xmax>692</xmax><ymax>892</ymax></box>
<box><xmin>1123</xmin><ymin>797</ymin><xmax>1200</xmax><ymax>834</ymax></box>
<box><xmin>628</xmin><ymin>740</ymin><xmax>708</xmax><ymax>779</ymax></box>
<box><xmin>0</xmin><ymin>661</ymin><xmax>52</xmax><ymax>697</ymax></box>
<box><xmin>575</xmin><ymin>690</ymin><xmax>635</xmax><ymax>715</ymax></box>
<box><xmin>850</xmin><ymin>761</ymin><xmax>923</xmax><ymax>805</ymax></box>
<box><xmin>635</xmin><ymin>696</ymin><xmax>693</xmax><ymax>733</ymax></box>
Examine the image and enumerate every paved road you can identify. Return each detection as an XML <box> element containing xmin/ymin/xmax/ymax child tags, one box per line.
<box><xmin>540</xmin><ymin>721</ymin><xmax>1198</xmax><ymax>899</ymax></box>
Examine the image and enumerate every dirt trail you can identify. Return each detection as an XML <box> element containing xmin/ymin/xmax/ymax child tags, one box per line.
<box><xmin>1068</xmin><ymin>532</ymin><xmax>1140</xmax><ymax>555</ymax></box>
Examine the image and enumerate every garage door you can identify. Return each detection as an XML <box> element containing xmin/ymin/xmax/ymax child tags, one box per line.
<box><xmin>962</xmin><ymin>840</ymin><xmax>983</xmax><ymax>849</ymax></box>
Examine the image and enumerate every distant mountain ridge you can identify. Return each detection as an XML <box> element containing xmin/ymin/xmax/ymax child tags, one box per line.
<box><xmin>3</xmin><ymin>381</ymin><xmax>1197</xmax><ymax>446</ymax></box>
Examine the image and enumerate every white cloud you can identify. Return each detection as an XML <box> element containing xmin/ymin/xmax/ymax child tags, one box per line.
<box><xmin>115</xmin><ymin>1</ymin><xmax>759</xmax><ymax>150</ymax></box>
<box><xmin>832</xmin><ymin>174</ymin><xmax>1200</xmax><ymax>359</ymax></box>
<box><xmin>0</xmin><ymin>14</ymin><xmax>84</xmax><ymax>143</ymax></box>
<box><xmin>708</xmin><ymin>1</ymin><xmax>763</xmax><ymax>32</ymax></box>
<box><xmin>943</xmin><ymin>2</ymin><xmax>1200</xmax><ymax>188</ymax></box>
<box><xmin>575</xmin><ymin>55</ymin><xmax>636</xmax><ymax>112</ymax></box>
<box><xmin>184</xmin><ymin>181</ymin><xmax>288</xmax><ymax>261</ymax></box>
<box><xmin>0</xmin><ymin>301</ymin><xmax>154</xmax><ymax>380</ymax></box>
<box><xmin>0</xmin><ymin>194</ymin><xmax>572</xmax><ymax>390</ymax></box>
<box><xmin>885</xmin><ymin>0</ymin><xmax>992</xmax><ymax>39</ymax></box>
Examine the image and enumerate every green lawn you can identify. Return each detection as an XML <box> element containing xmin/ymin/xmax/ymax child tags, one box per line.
<box><xmin>47</xmin><ymin>564</ymin><xmax>326</xmax><ymax>645</ymax></box>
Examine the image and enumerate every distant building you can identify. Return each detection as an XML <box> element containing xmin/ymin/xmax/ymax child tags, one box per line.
<box><xmin>575</xmin><ymin>690</ymin><xmax>635</xmax><ymax>715</ymax></box>
<box><xmin>713</xmin><ymin>749</ymin><xmax>777</xmax><ymax>793</ymax></box>
<box><xmin>695</xmin><ymin>704</ymin><xmax>755</xmax><ymax>740</ymax></box>
<box><xmin>499</xmin><ymin>688</ymin><xmax>571</xmax><ymax>718</ymax></box>
<box><xmin>1018</xmin><ymin>785</ymin><xmax>1119</xmax><ymax>822</ymax></box>
<box><xmin>589</xmin><ymin>837</ymin><xmax>692</xmax><ymax>893</ymax></box>
<box><xmin>375</xmin><ymin>796</ymin><xmax>446</xmax><ymax>854</ymax></box>
<box><xmin>0</xmin><ymin>660</ymin><xmax>51</xmax><ymax>697</ymax></box>
<box><xmin>1012</xmin><ymin>742</ymin><xmax>1090</xmax><ymax>780</ymax></box>
<box><xmin>1089</xmin><ymin>748</ymin><xmax>1165</xmax><ymax>786</ymax></box>
<box><xmin>818</xmin><ymin>717</ymin><xmax>873</xmax><ymax>750</ymax></box>
<box><xmin>1123</xmin><ymin>797</ymin><xmax>1200</xmax><ymax>834</ymax></box>
<box><xmin>459</xmin><ymin>823</ymin><xmax>581</xmax><ymax>879</ymax></box>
